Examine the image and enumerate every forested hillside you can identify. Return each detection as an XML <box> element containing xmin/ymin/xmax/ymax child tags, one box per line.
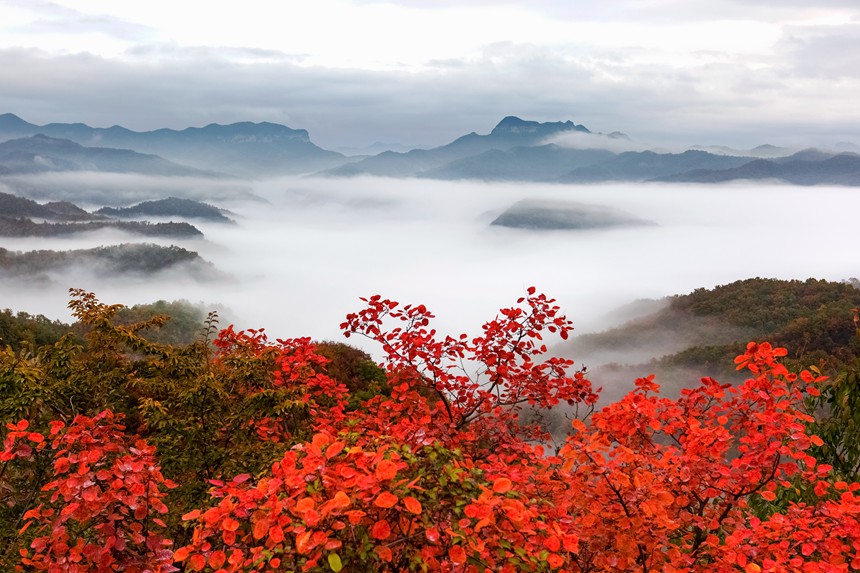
<box><xmin>0</xmin><ymin>244</ymin><xmax>222</xmax><ymax>280</ymax></box>
<box><xmin>568</xmin><ymin>278</ymin><xmax>860</xmax><ymax>378</ymax></box>
<box><xmin>1</xmin><ymin>287</ymin><xmax>859</xmax><ymax>572</ymax></box>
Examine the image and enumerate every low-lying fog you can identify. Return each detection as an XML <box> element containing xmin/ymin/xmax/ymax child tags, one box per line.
<box><xmin>3</xmin><ymin>176</ymin><xmax>859</xmax><ymax>362</ymax></box>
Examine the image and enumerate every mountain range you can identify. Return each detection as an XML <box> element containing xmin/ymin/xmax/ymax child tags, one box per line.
<box><xmin>0</xmin><ymin>113</ymin><xmax>344</xmax><ymax>177</ymax></box>
<box><xmin>0</xmin><ymin>112</ymin><xmax>858</xmax><ymax>185</ymax></box>
<box><xmin>0</xmin><ymin>134</ymin><xmax>216</xmax><ymax>177</ymax></box>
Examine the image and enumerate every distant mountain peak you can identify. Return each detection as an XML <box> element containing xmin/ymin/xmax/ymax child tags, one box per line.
<box><xmin>0</xmin><ymin>113</ymin><xmax>33</xmax><ymax>129</ymax></box>
<box><xmin>196</xmin><ymin>121</ymin><xmax>310</xmax><ymax>143</ymax></box>
<box><xmin>490</xmin><ymin>116</ymin><xmax>591</xmax><ymax>137</ymax></box>
<box><xmin>606</xmin><ymin>131</ymin><xmax>630</xmax><ymax>140</ymax></box>
<box><xmin>1</xmin><ymin>134</ymin><xmax>86</xmax><ymax>152</ymax></box>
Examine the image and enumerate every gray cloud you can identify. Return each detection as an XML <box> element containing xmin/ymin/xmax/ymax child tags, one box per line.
<box><xmin>0</xmin><ymin>31</ymin><xmax>858</xmax><ymax>151</ymax></box>
<box><xmin>423</xmin><ymin>0</ymin><xmax>860</xmax><ymax>23</ymax></box>
<box><xmin>2</xmin><ymin>0</ymin><xmax>153</xmax><ymax>41</ymax></box>
<box><xmin>778</xmin><ymin>23</ymin><xmax>860</xmax><ymax>79</ymax></box>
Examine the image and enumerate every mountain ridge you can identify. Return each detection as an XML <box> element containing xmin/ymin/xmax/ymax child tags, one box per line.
<box><xmin>3</xmin><ymin>113</ymin><xmax>859</xmax><ymax>185</ymax></box>
<box><xmin>0</xmin><ymin>134</ymin><xmax>221</xmax><ymax>177</ymax></box>
<box><xmin>320</xmin><ymin>115</ymin><xmax>603</xmax><ymax>178</ymax></box>
<box><xmin>0</xmin><ymin>114</ymin><xmax>345</xmax><ymax>177</ymax></box>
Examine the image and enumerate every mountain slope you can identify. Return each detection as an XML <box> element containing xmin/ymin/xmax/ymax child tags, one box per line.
<box><xmin>563</xmin><ymin>278</ymin><xmax>860</xmax><ymax>377</ymax></box>
<box><xmin>558</xmin><ymin>150</ymin><xmax>755</xmax><ymax>183</ymax></box>
<box><xmin>0</xmin><ymin>135</ymin><xmax>217</xmax><ymax>176</ymax></box>
<box><xmin>0</xmin><ymin>190</ymin><xmax>93</xmax><ymax>220</ymax></box>
<box><xmin>654</xmin><ymin>151</ymin><xmax>860</xmax><ymax>185</ymax></box>
<box><xmin>417</xmin><ymin>144</ymin><xmax>616</xmax><ymax>181</ymax></box>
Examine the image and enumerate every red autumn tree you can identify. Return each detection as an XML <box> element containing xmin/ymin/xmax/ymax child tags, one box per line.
<box><xmin>4</xmin><ymin>411</ymin><xmax>175</xmax><ymax>573</ymax></box>
<box><xmin>4</xmin><ymin>289</ymin><xmax>860</xmax><ymax>572</ymax></box>
<box><xmin>175</xmin><ymin>290</ymin><xmax>860</xmax><ymax>573</ymax></box>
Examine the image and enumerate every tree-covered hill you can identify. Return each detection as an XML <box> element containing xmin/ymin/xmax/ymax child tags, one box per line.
<box><xmin>0</xmin><ymin>190</ymin><xmax>95</xmax><ymax>221</ymax></box>
<box><xmin>565</xmin><ymin>277</ymin><xmax>860</xmax><ymax>379</ymax></box>
<box><xmin>0</xmin><ymin>191</ymin><xmax>207</xmax><ymax>237</ymax></box>
<box><xmin>97</xmin><ymin>197</ymin><xmax>234</xmax><ymax>222</ymax></box>
<box><xmin>0</xmin><ymin>243</ymin><xmax>224</xmax><ymax>280</ymax></box>
<box><xmin>0</xmin><ymin>217</ymin><xmax>202</xmax><ymax>238</ymax></box>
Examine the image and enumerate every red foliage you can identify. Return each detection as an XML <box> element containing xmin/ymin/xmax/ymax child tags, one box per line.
<box><xmin>5</xmin><ymin>290</ymin><xmax>860</xmax><ymax>572</ymax></box>
<box><xmin>6</xmin><ymin>411</ymin><xmax>176</xmax><ymax>573</ymax></box>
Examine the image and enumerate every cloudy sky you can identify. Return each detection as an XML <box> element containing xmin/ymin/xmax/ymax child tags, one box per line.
<box><xmin>1</xmin><ymin>0</ymin><xmax>858</xmax><ymax>149</ymax></box>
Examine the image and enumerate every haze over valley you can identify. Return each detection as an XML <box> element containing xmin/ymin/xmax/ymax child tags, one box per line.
<box><xmin>2</xmin><ymin>0</ymin><xmax>860</xmax><ymax>394</ymax></box>
<box><xmin>2</xmin><ymin>113</ymin><xmax>859</xmax><ymax>376</ymax></box>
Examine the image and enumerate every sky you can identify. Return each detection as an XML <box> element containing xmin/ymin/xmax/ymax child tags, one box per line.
<box><xmin>0</xmin><ymin>0</ymin><xmax>859</xmax><ymax>149</ymax></box>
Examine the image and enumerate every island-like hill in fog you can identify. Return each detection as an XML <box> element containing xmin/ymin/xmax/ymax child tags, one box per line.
<box><xmin>96</xmin><ymin>197</ymin><xmax>234</xmax><ymax>223</ymax></box>
<box><xmin>0</xmin><ymin>243</ymin><xmax>225</xmax><ymax>282</ymax></box>
<box><xmin>0</xmin><ymin>191</ymin><xmax>204</xmax><ymax>238</ymax></box>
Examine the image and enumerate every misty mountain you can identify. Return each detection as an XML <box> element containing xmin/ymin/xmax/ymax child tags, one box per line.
<box><xmin>562</xmin><ymin>278</ymin><xmax>860</xmax><ymax>378</ymax></box>
<box><xmin>335</xmin><ymin>141</ymin><xmax>418</xmax><ymax>156</ymax></box>
<box><xmin>654</xmin><ymin>150</ymin><xmax>860</xmax><ymax>185</ymax></box>
<box><xmin>690</xmin><ymin>143</ymin><xmax>794</xmax><ymax>158</ymax></box>
<box><xmin>5</xmin><ymin>112</ymin><xmax>857</xmax><ymax>185</ymax></box>
<box><xmin>0</xmin><ymin>135</ymin><xmax>216</xmax><ymax>177</ymax></box>
<box><xmin>0</xmin><ymin>191</ymin><xmax>204</xmax><ymax>237</ymax></box>
<box><xmin>317</xmin><ymin>117</ymin><xmax>790</xmax><ymax>185</ymax></box>
<box><xmin>0</xmin><ymin>218</ymin><xmax>202</xmax><ymax>239</ymax></box>
<box><xmin>320</xmin><ymin>116</ymin><xmax>596</xmax><ymax>178</ymax></box>
<box><xmin>418</xmin><ymin>144</ymin><xmax>616</xmax><ymax>181</ymax></box>
<box><xmin>491</xmin><ymin>199</ymin><xmax>654</xmax><ymax>231</ymax></box>
<box><xmin>557</xmin><ymin>149</ymin><xmax>755</xmax><ymax>183</ymax></box>
<box><xmin>96</xmin><ymin>197</ymin><xmax>233</xmax><ymax>222</ymax></box>
<box><xmin>0</xmin><ymin>191</ymin><xmax>96</xmax><ymax>221</ymax></box>
<box><xmin>0</xmin><ymin>243</ymin><xmax>225</xmax><ymax>281</ymax></box>
<box><xmin>0</xmin><ymin>114</ymin><xmax>347</xmax><ymax>177</ymax></box>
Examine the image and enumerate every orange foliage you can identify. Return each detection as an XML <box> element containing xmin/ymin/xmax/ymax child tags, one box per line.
<box><xmin>4</xmin><ymin>291</ymin><xmax>860</xmax><ymax>572</ymax></box>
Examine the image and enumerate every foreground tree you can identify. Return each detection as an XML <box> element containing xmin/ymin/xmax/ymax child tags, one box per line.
<box><xmin>3</xmin><ymin>411</ymin><xmax>175</xmax><ymax>572</ymax></box>
<box><xmin>176</xmin><ymin>292</ymin><xmax>860</xmax><ymax>572</ymax></box>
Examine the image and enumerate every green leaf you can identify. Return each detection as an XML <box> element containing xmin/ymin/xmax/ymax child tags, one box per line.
<box><xmin>328</xmin><ymin>553</ymin><xmax>343</xmax><ymax>572</ymax></box>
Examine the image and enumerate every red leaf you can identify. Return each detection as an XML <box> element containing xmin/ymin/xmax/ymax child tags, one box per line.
<box><xmin>493</xmin><ymin>477</ymin><xmax>512</xmax><ymax>494</ymax></box>
<box><xmin>374</xmin><ymin>459</ymin><xmax>398</xmax><ymax>481</ymax></box>
<box><xmin>371</xmin><ymin>520</ymin><xmax>391</xmax><ymax>540</ymax></box>
<box><xmin>189</xmin><ymin>554</ymin><xmax>206</xmax><ymax>572</ymax></box>
<box><xmin>449</xmin><ymin>545</ymin><xmax>467</xmax><ymax>565</ymax></box>
<box><xmin>374</xmin><ymin>491</ymin><xmax>398</xmax><ymax>508</ymax></box>
<box><xmin>403</xmin><ymin>496</ymin><xmax>422</xmax><ymax>515</ymax></box>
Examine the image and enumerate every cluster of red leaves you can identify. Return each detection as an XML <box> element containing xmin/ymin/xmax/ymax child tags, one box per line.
<box><xmin>5</xmin><ymin>291</ymin><xmax>860</xmax><ymax>573</ymax></box>
<box><xmin>212</xmin><ymin>327</ymin><xmax>350</xmax><ymax>442</ymax></box>
<box><xmin>174</xmin><ymin>426</ymin><xmax>586</xmax><ymax>572</ymax></box>
<box><xmin>4</xmin><ymin>411</ymin><xmax>176</xmax><ymax>573</ymax></box>
<box><xmin>558</xmin><ymin>341</ymin><xmax>860</xmax><ymax>572</ymax></box>
<box><xmin>341</xmin><ymin>289</ymin><xmax>596</xmax><ymax>440</ymax></box>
